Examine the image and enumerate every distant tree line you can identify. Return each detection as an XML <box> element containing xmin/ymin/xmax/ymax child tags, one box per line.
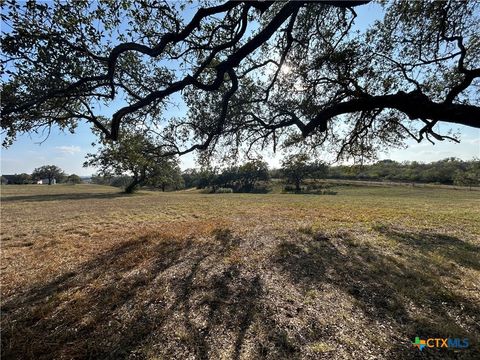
<box><xmin>182</xmin><ymin>160</ymin><xmax>270</xmax><ymax>193</ymax></box>
<box><xmin>90</xmin><ymin>173</ymin><xmax>184</xmax><ymax>193</ymax></box>
<box><xmin>1</xmin><ymin>165</ymin><xmax>82</xmax><ymax>185</ymax></box>
<box><xmin>2</xmin><ymin>157</ymin><xmax>478</xmax><ymax>192</ymax></box>
<box><xmin>325</xmin><ymin>158</ymin><xmax>479</xmax><ymax>187</ymax></box>
<box><xmin>182</xmin><ymin>157</ymin><xmax>480</xmax><ymax>193</ymax></box>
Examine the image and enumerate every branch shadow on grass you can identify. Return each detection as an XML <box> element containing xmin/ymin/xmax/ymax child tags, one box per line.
<box><xmin>373</xmin><ymin>224</ymin><xmax>480</xmax><ymax>271</ymax></box>
<box><xmin>0</xmin><ymin>228</ymin><xmax>265</xmax><ymax>360</ymax></box>
<box><xmin>2</xmin><ymin>225</ymin><xmax>478</xmax><ymax>359</ymax></box>
<box><xmin>274</xmin><ymin>227</ymin><xmax>480</xmax><ymax>359</ymax></box>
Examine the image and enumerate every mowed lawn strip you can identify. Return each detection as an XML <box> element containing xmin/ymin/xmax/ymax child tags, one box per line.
<box><xmin>1</xmin><ymin>184</ymin><xmax>479</xmax><ymax>359</ymax></box>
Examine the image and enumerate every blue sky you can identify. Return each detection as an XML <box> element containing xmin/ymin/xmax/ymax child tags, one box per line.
<box><xmin>1</xmin><ymin>2</ymin><xmax>479</xmax><ymax>176</ymax></box>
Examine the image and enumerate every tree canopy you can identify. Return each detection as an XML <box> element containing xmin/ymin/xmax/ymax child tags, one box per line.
<box><xmin>326</xmin><ymin>157</ymin><xmax>479</xmax><ymax>185</ymax></box>
<box><xmin>66</xmin><ymin>174</ymin><xmax>83</xmax><ymax>184</ymax></box>
<box><xmin>1</xmin><ymin>173</ymin><xmax>31</xmax><ymax>185</ymax></box>
<box><xmin>193</xmin><ymin>160</ymin><xmax>270</xmax><ymax>192</ymax></box>
<box><xmin>2</xmin><ymin>0</ymin><xmax>479</xmax><ymax>161</ymax></box>
<box><xmin>281</xmin><ymin>153</ymin><xmax>327</xmax><ymax>192</ymax></box>
<box><xmin>31</xmin><ymin>165</ymin><xmax>65</xmax><ymax>185</ymax></box>
<box><xmin>84</xmin><ymin>131</ymin><xmax>181</xmax><ymax>193</ymax></box>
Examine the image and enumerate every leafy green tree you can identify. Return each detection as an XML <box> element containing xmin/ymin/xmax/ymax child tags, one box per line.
<box><xmin>2</xmin><ymin>1</ymin><xmax>479</xmax><ymax>161</ymax></box>
<box><xmin>84</xmin><ymin>132</ymin><xmax>181</xmax><ymax>193</ymax></box>
<box><xmin>268</xmin><ymin>168</ymin><xmax>283</xmax><ymax>179</ymax></box>
<box><xmin>1</xmin><ymin>173</ymin><xmax>31</xmax><ymax>184</ymax></box>
<box><xmin>214</xmin><ymin>166</ymin><xmax>239</xmax><ymax>189</ymax></box>
<box><xmin>182</xmin><ymin>169</ymin><xmax>201</xmax><ymax>189</ymax></box>
<box><xmin>193</xmin><ymin>160</ymin><xmax>269</xmax><ymax>192</ymax></box>
<box><xmin>281</xmin><ymin>154</ymin><xmax>315</xmax><ymax>192</ymax></box>
<box><xmin>9</xmin><ymin>173</ymin><xmax>32</xmax><ymax>184</ymax></box>
<box><xmin>90</xmin><ymin>174</ymin><xmax>112</xmax><ymax>186</ymax></box>
<box><xmin>148</xmin><ymin>163</ymin><xmax>184</xmax><ymax>192</ymax></box>
<box><xmin>454</xmin><ymin>161</ymin><xmax>480</xmax><ymax>189</ymax></box>
<box><xmin>237</xmin><ymin>160</ymin><xmax>270</xmax><ymax>192</ymax></box>
<box><xmin>197</xmin><ymin>167</ymin><xmax>220</xmax><ymax>192</ymax></box>
<box><xmin>66</xmin><ymin>174</ymin><xmax>82</xmax><ymax>184</ymax></box>
<box><xmin>309</xmin><ymin>160</ymin><xmax>328</xmax><ymax>182</ymax></box>
<box><xmin>32</xmin><ymin>165</ymin><xmax>65</xmax><ymax>185</ymax></box>
<box><xmin>109</xmin><ymin>175</ymin><xmax>133</xmax><ymax>188</ymax></box>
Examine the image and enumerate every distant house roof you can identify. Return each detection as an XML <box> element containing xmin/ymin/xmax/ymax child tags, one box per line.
<box><xmin>1</xmin><ymin>175</ymin><xmax>17</xmax><ymax>182</ymax></box>
<box><xmin>1</xmin><ymin>175</ymin><xmax>29</xmax><ymax>184</ymax></box>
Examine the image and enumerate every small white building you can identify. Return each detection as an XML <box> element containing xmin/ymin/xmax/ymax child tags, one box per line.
<box><xmin>37</xmin><ymin>178</ymin><xmax>56</xmax><ymax>185</ymax></box>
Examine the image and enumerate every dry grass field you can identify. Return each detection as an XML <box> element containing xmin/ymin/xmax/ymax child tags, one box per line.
<box><xmin>1</xmin><ymin>184</ymin><xmax>479</xmax><ymax>359</ymax></box>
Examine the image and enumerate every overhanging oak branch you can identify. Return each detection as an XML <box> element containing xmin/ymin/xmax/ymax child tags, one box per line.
<box><xmin>302</xmin><ymin>91</ymin><xmax>480</xmax><ymax>136</ymax></box>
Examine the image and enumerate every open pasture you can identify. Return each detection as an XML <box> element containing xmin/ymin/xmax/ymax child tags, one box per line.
<box><xmin>1</xmin><ymin>184</ymin><xmax>479</xmax><ymax>359</ymax></box>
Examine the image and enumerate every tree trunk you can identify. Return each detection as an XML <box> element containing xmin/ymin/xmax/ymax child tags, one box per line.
<box><xmin>125</xmin><ymin>171</ymin><xmax>147</xmax><ymax>194</ymax></box>
<box><xmin>48</xmin><ymin>177</ymin><xmax>52</xmax><ymax>185</ymax></box>
<box><xmin>295</xmin><ymin>179</ymin><xmax>301</xmax><ymax>193</ymax></box>
<box><xmin>125</xmin><ymin>176</ymin><xmax>140</xmax><ymax>193</ymax></box>
<box><xmin>125</xmin><ymin>181</ymin><xmax>138</xmax><ymax>194</ymax></box>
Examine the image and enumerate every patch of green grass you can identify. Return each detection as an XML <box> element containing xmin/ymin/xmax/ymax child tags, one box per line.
<box><xmin>308</xmin><ymin>341</ymin><xmax>335</xmax><ymax>353</ymax></box>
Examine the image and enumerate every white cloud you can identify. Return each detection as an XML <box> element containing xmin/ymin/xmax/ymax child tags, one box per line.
<box><xmin>54</xmin><ymin>145</ymin><xmax>81</xmax><ymax>155</ymax></box>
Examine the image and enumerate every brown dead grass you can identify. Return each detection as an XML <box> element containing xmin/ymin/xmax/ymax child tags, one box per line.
<box><xmin>1</xmin><ymin>184</ymin><xmax>479</xmax><ymax>359</ymax></box>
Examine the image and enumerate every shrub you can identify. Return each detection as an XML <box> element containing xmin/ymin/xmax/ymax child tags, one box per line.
<box><xmin>283</xmin><ymin>185</ymin><xmax>306</xmax><ymax>193</ymax></box>
<box><xmin>283</xmin><ymin>185</ymin><xmax>337</xmax><ymax>195</ymax></box>
<box><xmin>215</xmin><ymin>187</ymin><xmax>233</xmax><ymax>193</ymax></box>
<box><xmin>200</xmin><ymin>187</ymin><xmax>234</xmax><ymax>194</ymax></box>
